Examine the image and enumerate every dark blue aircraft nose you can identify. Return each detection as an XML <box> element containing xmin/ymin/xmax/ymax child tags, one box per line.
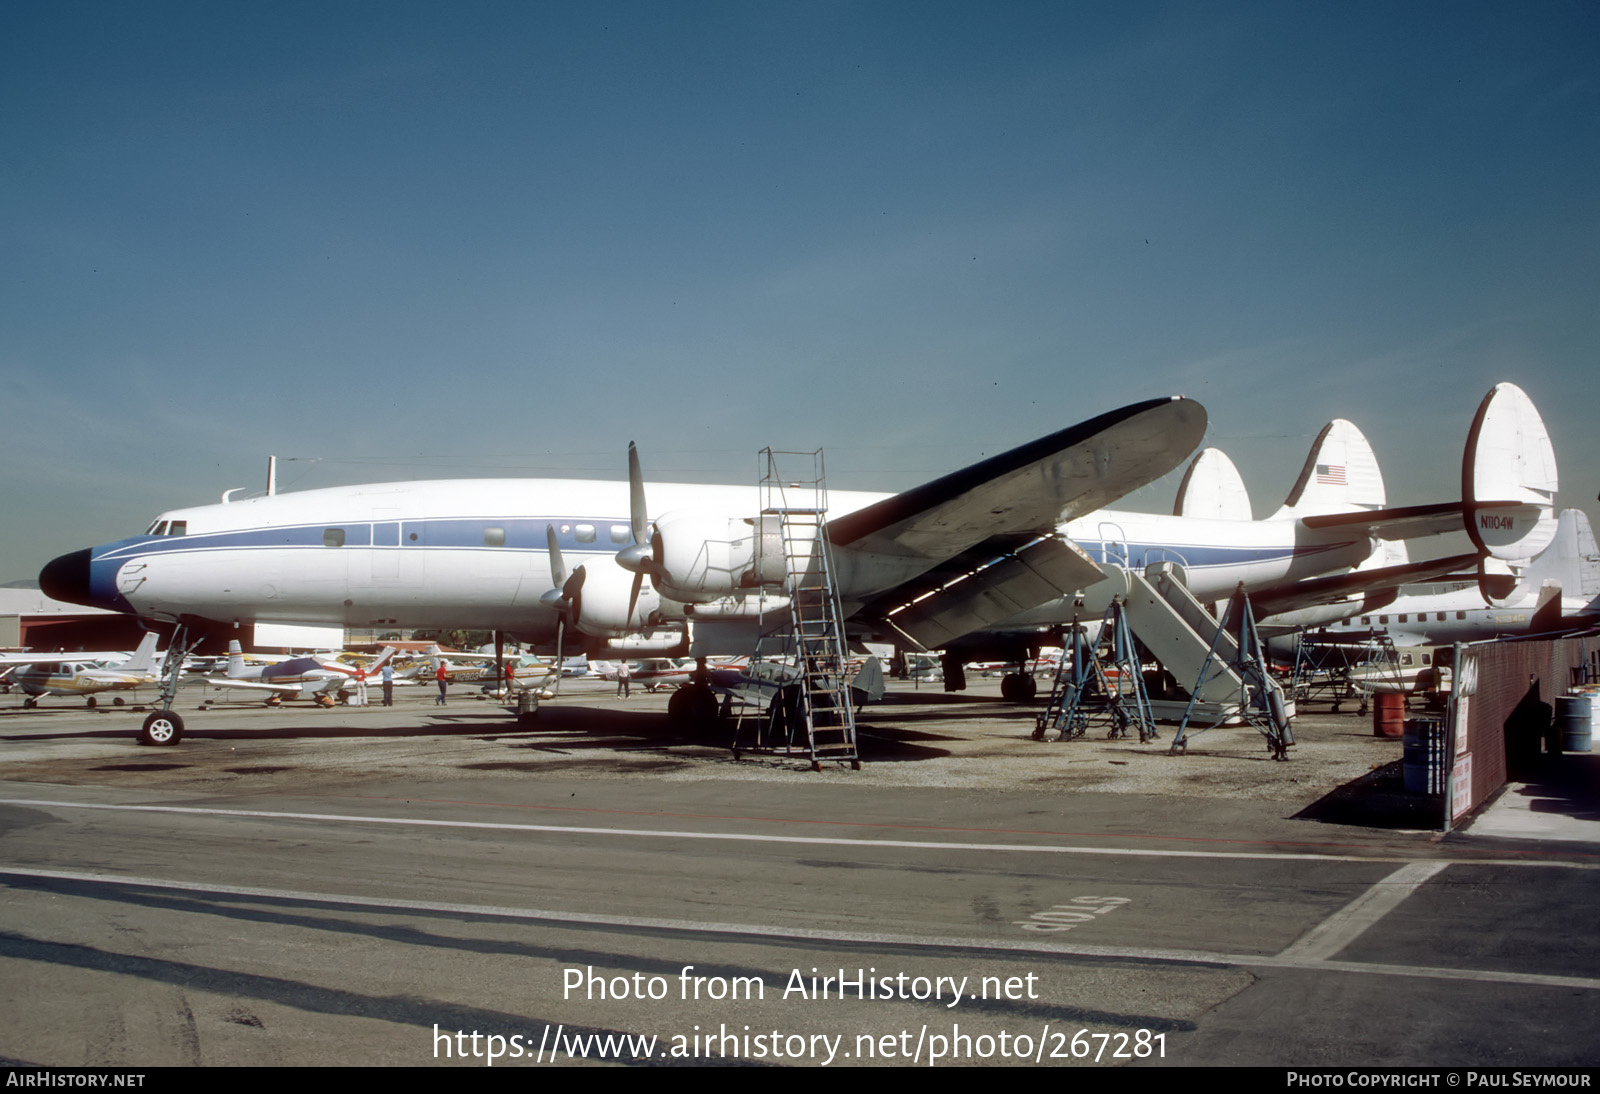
<box><xmin>40</xmin><ymin>548</ymin><xmax>94</xmax><ymax>607</ymax></box>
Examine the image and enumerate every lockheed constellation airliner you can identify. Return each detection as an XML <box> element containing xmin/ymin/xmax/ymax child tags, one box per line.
<box><xmin>39</xmin><ymin>385</ymin><xmax>1556</xmax><ymax>745</ymax></box>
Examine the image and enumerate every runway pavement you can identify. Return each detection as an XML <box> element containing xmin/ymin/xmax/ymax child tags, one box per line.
<box><xmin>1</xmin><ymin>679</ymin><xmax>1596</xmax><ymax>1067</ymax></box>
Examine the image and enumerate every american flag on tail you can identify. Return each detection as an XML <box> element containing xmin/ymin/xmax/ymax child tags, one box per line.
<box><xmin>1316</xmin><ymin>463</ymin><xmax>1347</xmax><ymax>485</ymax></box>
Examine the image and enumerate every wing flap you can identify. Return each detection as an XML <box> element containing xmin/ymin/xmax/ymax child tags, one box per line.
<box><xmin>882</xmin><ymin>535</ymin><xmax>1104</xmax><ymax>650</ymax></box>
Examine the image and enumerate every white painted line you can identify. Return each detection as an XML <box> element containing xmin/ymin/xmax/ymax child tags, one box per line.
<box><xmin>0</xmin><ymin>796</ymin><xmax>1542</xmax><ymax>866</ymax></box>
<box><xmin>3</xmin><ymin>865</ymin><xmax>1597</xmax><ymax>992</ymax></box>
<box><xmin>1278</xmin><ymin>861</ymin><xmax>1449</xmax><ymax>961</ymax></box>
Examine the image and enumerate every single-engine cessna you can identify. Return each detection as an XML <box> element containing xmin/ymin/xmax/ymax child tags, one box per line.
<box><xmin>9</xmin><ymin>632</ymin><xmax>162</xmax><ymax>708</ymax></box>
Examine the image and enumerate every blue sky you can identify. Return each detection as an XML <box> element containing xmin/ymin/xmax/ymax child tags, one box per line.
<box><xmin>5</xmin><ymin>1</ymin><xmax>1597</xmax><ymax>582</ymax></box>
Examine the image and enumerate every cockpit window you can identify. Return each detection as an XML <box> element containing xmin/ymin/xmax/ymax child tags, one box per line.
<box><xmin>146</xmin><ymin>520</ymin><xmax>186</xmax><ymax>536</ymax></box>
<box><xmin>168</xmin><ymin>521</ymin><xmax>187</xmax><ymax>536</ymax></box>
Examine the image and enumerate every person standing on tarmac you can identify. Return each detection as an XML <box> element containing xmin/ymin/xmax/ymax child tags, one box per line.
<box><xmin>616</xmin><ymin>661</ymin><xmax>631</xmax><ymax>698</ymax></box>
<box><xmin>436</xmin><ymin>660</ymin><xmax>449</xmax><ymax>706</ymax></box>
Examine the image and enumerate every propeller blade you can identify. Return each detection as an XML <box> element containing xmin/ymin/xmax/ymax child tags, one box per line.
<box><xmin>616</xmin><ymin>443</ymin><xmax>657</xmax><ymax>575</ymax></box>
<box><xmin>564</xmin><ymin>565</ymin><xmax>585</xmax><ymax>627</ymax></box>
<box><xmin>628</xmin><ymin>441</ymin><xmax>648</xmax><ymax>545</ymax></box>
<box><xmin>546</xmin><ymin>524</ymin><xmax>567</xmax><ymax>589</ymax></box>
<box><xmin>627</xmin><ymin>569</ymin><xmax>644</xmax><ymax>625</ymax></box>
<box><xmin>553</xmin><ymin>617</ymin><xmax>564</xmax><ymax>698</ymax></box>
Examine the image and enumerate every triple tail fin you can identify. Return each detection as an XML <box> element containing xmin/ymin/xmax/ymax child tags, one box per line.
<box><xmin>1269</xmin><ymin>420</ymin><xmax>1386</xmax><ymax>520</ymax></box>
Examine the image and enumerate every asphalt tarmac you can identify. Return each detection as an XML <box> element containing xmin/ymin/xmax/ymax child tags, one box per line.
<box><xmin>2</xmin><ymin>678</ymin><xmax>1596</xmax><ymax>1068</ymax></box>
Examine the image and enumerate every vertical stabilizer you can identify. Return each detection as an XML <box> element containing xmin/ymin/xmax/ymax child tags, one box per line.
<box><xmin>227</xmin><ymin>639</ymin><xmax>246</xmax><ymax>678</ymax></box>
<box><xmin>1520</xmin><ymin>509</ymin><xmax>1600</xmax><ymax>601</ymax></box>
<box><xmin>1269</xmin><ymin>419</ymin><xmax>1386</xmax><ymax>520</ymax></box>
<box><xmin>1463</xmin><ymin>382</ymin><xmax>1558</xmax><ymax>562</ymax></box>
<box><xmin>1173</xmin><ymin>448</ymin><xmax>1253</xmax><ymax>520</ymax></box>
<box><xmin>121</xmin><ymin>632</ymin><xmax>160</xmax><ymax>674</ymax></box>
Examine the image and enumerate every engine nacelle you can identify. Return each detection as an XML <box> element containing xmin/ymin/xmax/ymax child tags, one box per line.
<box><xmin>597</xmin><ymin>631</ymin><xmax>688</xmax><ymax>656</ymax></box>
<box><xmin>651</xmin><ymin>512</ymin><xmax>788</xmax><ymax>603</ymax></box>
<box><xmin>680</xmin><ymin>592</ymin><xmax>790</xmax><ymax>620</ymax></box>
<box><xmin>571</xmin><ymin>563</ymin><xmax>661</xmax><ymax>638</ymax></box>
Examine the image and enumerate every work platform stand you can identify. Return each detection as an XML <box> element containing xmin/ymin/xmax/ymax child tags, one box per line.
<box><xmin>1292</xmin><ymin>631</ymin><xmax>1401</xmax><ymax>713</ymax></box>
<box><xmin>731</xmin><ymin>449</ymin><xmax>860</xmax><ymax>771</ymax></box>
<box><xmin>1032</xmin><ymin>598</ymin><xmax>1158</xmax><ymax>743</ymax></box>
<box><xmin>1171</xmin><ymin>584</ymin><xmax>1295</xmax><ymax>760</ymax></box>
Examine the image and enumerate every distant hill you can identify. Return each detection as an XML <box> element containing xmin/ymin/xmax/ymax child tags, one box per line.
<box><xmin>2</xmin><ymin>580</ymin><xmax>41</xmax><ymax>590</ymax></box>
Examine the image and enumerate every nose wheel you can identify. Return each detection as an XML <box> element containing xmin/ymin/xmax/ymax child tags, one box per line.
<box><xmin>138</xmin><ymin>710</ymin><xmax>184</xmax><ymax>746</ymax></box>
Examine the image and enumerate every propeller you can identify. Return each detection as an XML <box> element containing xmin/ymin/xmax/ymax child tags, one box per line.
<box><xmin>615</xmin><ymin>441</ymin><xmax>659</xmax><ymax>579</ymax></box>
<box><xmin>542</xmin><ymin>524</ymin><xmax>585</xmax><ymax>692</ymax></box>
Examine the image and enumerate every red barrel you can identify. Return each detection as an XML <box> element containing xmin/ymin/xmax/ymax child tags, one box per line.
<box><xmin>1373</xmin><ymin>691</ymin><xmax>1405</xmax><ymax>738</ymax></box>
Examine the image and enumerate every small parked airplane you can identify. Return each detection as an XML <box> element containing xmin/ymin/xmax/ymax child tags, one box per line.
<box><xmin>11</xmin><ymin>632</ymin><xmax>162</xmax><ymax>708</ymax></box>
<box><xmin>39</xmin><ymin>385</ymin><xmax>1555</xmax><ymax>744</ymax></box>
<box><xmin>195</xmin><ymin>641</ymin><xmax>396</xmax><ymax>706</ymax></box>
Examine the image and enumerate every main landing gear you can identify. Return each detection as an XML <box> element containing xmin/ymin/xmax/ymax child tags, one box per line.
<box><xmin>136</xmin><ymin>618</ymin><xmax>206</xmax><ymax>747</ymax></box>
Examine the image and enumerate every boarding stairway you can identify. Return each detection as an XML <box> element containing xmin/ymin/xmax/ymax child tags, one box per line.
<box><xmin>736</xmin><ymin>449</ymin><xmax>860</xmax><ymax>770</ymax></box>
<box><xmin>1103</xmin><ymin>561</ymin><xmax>1246</xmax><ymax>706</ymax></box>
<box><xmin>1171</xmin><ymin>584</ymin><xmax>1295</xmax><ymax>759</ymax></box>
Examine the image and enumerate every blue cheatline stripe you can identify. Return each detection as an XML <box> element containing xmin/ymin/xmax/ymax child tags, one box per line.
<box><xmin>94</xmin><ymin>515</ymin><xmax>639</xmax><ymax>562</ymax></box>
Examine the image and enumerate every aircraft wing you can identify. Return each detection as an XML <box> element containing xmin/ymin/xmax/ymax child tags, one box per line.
<box><xmin>828</xmin><ymin>397</ymin><xmax>1205</xmax><ymax>560</ymax></box>
<box><xmin>189</xmin><ymin>677</ymin><xmax>305</xmax><ymax>696</ymax></box>
<box><xmin>827</xmin><ymin>397</ymin><xmax>1205</xmax><ymax>650</ymax></box>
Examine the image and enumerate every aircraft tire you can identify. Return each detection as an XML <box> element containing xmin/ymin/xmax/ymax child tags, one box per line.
<box><xmin>668</xmin><ymin>683</ymin><xmax>720</xmax><ymax>735</ymax></box>
<box><xmin>138</xmin><ymin>710</ymin><xmax>184</xmax><ymax>747</ymax></box>
<box><xmin>1001</xmin><ymin>673</ymin><xmax>1038</xmax><ymax>703</ymax></box>
<box><xmin>86</xmin><ymin>696</ymin><xmax>98</xmax><ymax>709</ymax></box>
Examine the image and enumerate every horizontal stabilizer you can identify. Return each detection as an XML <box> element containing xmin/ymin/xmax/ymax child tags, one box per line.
<box><xmin>1271</xmin><ymin>419</ymin><xmax>1386</xmax><ymax>519</ymax></box>
<box><xmin>1463</xmin><ymin>382</ymin><xmax>1558</xmax><ymax>561</ymax></box>
<box><xmin>1299</xmin><ymin>501</ymin><xmax>1468</xmax><ymax>540</ymax></box>
<box><xmin>1173</xmin><ymin>448</ymin><xmax>1252</xmax><ymax>520</ymax></box>
<box><xmin>1251</xmin><ymin>552</ymin><xmax>1483</xmax><ymax>618</ymax></box>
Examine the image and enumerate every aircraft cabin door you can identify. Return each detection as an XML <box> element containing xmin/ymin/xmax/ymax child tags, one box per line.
<box><xmin>371</xmin><ymin>518</ymin><xmax>400</xmax><ymax>585</ymax></box>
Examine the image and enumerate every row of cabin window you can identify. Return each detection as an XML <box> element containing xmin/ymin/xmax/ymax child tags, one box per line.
<box><xmin>319</xmin><ymin>523</ymin><xmax>634</xmax><ymax>548</ymax></box>
<box><xmin>1349</xmin><ymin>612</ymin><xmax>1470</xmax><ymax>625</ymax></box>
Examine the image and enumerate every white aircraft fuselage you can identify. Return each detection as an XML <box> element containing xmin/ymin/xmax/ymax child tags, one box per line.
<box><xmin>45</xmin><ymin>478</ymin><xmax>1376</xmax><ymax>642</ymax></box>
